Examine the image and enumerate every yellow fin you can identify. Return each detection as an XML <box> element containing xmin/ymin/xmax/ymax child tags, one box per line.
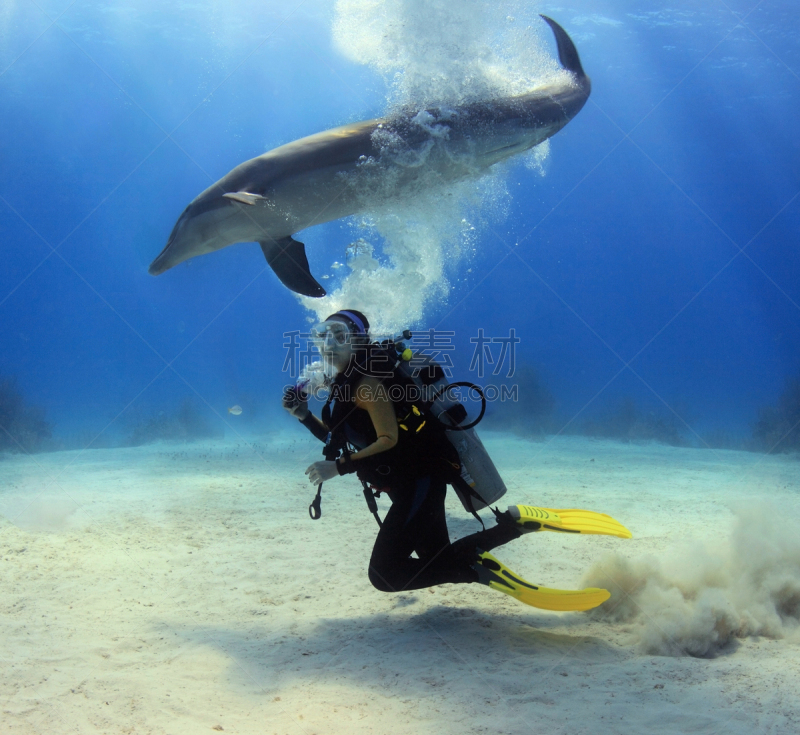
<box><xmin>510</xmin><ymin>505</ymin><xmax>632</xmax><ymax>539</ymax></box>
<box><xmin>474</xmin><ymin>552</ymin><xmax>610</xmax><ymax>612</ymax></box>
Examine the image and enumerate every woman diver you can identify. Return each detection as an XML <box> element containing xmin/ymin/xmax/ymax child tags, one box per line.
<box><xmin>282</xmin><ymin>310</ymin><xmax>627</xmax><ymax>611</ymax></box>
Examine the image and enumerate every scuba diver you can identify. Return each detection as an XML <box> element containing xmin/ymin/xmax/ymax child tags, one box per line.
<box><xmin>283</xmin><ymin>310</ymin><xmax>631</xmax><ymax>612</ymax></box>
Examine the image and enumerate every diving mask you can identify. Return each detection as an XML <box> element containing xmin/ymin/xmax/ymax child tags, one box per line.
<box><xmin>310</xmin><ymin>320</ymin><xmax>352</xmax><ymax>351</ymax></box>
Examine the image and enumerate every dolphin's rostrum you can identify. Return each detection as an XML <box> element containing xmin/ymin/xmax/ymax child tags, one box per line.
<box><xmin>149</xmin><ymin>16</ymin><xmax>590</xmax><ymax>297</ymax></box>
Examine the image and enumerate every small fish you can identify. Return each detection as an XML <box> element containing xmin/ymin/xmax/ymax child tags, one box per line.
<box><xmin>228</xmin><ymin>405</ymin><xmax>242</xmax><ymax>416</ymax></box>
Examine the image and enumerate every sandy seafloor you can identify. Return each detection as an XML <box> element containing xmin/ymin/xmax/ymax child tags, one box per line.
<box><xmin>2</xmin><ymin>430</ymin><xmax>800</xmax><ymax>735</ymax></box>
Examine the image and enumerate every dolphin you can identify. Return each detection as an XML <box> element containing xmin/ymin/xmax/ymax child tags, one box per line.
<box><xmin>149</xmin><ymin>15</ymin><xmax>590</xmax><ymax>297</ymax></box>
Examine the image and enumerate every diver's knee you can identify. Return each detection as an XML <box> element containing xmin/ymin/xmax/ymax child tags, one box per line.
<box><xmin>368</xmin><ymin>564</ymin><xmax>396</xmax><ymax>593</ymax></box>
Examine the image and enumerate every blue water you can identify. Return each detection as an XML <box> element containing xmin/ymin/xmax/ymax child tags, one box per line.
<box><xmin>1</xmin><ymin>0</ymin><xmax>798</xmax><ymax>449</ymax></box>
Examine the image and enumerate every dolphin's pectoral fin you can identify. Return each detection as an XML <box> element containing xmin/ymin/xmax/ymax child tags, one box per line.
<box><xmin>223</xmin><ymin>192</ymin><xmax>266</xmax><ymax>206</ymax></box>
<box><xmin>260</xmin><ymin>237</ymin><xmax>326</xmax><ymax>298</ymax></box>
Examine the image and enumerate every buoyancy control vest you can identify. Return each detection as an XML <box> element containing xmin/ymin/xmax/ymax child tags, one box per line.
<box><xmin>320</xmin><ymin>335</ymin><xmax>507</xmax><ymax>515</ymax></box>
<box><xmin>322</xmin><ymin>347</ymin><xmax>460</xmax><ymax>490</ymax></box>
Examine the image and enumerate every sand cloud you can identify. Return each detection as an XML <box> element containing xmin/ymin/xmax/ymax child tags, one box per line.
<box><xmin>584</xmin><ymin>502</ymin><xmax>800</xmax><ymax>657</ymax></box>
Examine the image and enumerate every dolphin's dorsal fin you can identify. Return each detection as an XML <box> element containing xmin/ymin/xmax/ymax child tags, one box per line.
<box><xmin>223</xmin><ymin>191</ymin><xmax>265</xmax><ymax>206</ymax></box>
<box><xmin>259</xmin><ymin>237</ymin><xmax>326</xmax><ymax>298</ymax></box>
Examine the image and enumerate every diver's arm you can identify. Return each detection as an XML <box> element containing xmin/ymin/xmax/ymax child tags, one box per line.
<box><xmin>340</xmin><ymin>376</ymin><xmax>398</xmax><ymax>464</ymax></box>
<box><xmin>299</xmin><ymin>412</ymin><xmax>329</xmax><ymax>443</ymax></box>
<box><xmin>305</xmin><ymin>376</ymin><xmax>397</xmax><ymax>485</ymax></box>
<box><xmin>283</xmin><ymin>387</ymin><xmax>328</xmax><ymax>442</ymax></box>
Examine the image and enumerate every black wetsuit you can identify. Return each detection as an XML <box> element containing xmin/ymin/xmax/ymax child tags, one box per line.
<box><xmin>305</xmin><ymin>355</ymin><xmax>521</xmax><ymax>593</ymax></box>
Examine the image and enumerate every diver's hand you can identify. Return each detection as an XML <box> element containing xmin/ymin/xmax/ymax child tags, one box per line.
<box><xmin>305</xmin><ymin>461</ymin><xmax>339</xmax><ymax>485</ymax></box>
<box><xmin>282</xmin><ymin>386</ymin><xmax>309</xmax><ymax>419</ymax></box>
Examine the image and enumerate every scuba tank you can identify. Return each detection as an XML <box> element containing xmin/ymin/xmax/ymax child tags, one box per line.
<box><xmin>389</xmin><ymin>334</ymin><xmax>507</xmax><ymax>513</ymax></box>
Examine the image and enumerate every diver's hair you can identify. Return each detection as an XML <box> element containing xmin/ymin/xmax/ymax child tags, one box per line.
<box><xmin>326</xmin><ymin>310</ymin><xmax>371</xmax><ymax>344</ymax></box>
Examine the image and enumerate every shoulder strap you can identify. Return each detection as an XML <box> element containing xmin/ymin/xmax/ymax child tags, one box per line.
<box><xmin>321</xmin><ymin>392</ymin><xmax>334</xmax><ymax>427</ymax></box>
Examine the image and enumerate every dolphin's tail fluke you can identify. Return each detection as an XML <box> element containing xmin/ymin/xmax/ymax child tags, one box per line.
<box><xmin>540</xmin><ymin>15</ymin><xmax>587</xmax><ymax>81</ymax></box>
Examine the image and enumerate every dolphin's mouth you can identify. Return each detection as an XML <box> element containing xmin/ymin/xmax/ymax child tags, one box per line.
<box><xmin>149</xmin><ymin>207</ymin><xmax>189</xmax><ymax>275</ymax></box>
<box><xmin>148</xmin><ymin>245</ymin><xmax>172</xmax><ymax>275</ymax></box>
<box><xmin>149</xmin><ymin>201</ymin><xmax>227</xmax><ymax>275</ymax></box>
<box><xmin>149</xmin><ymin>224</ymin><xmax>182</xmax><ymax>274</ymax></box>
